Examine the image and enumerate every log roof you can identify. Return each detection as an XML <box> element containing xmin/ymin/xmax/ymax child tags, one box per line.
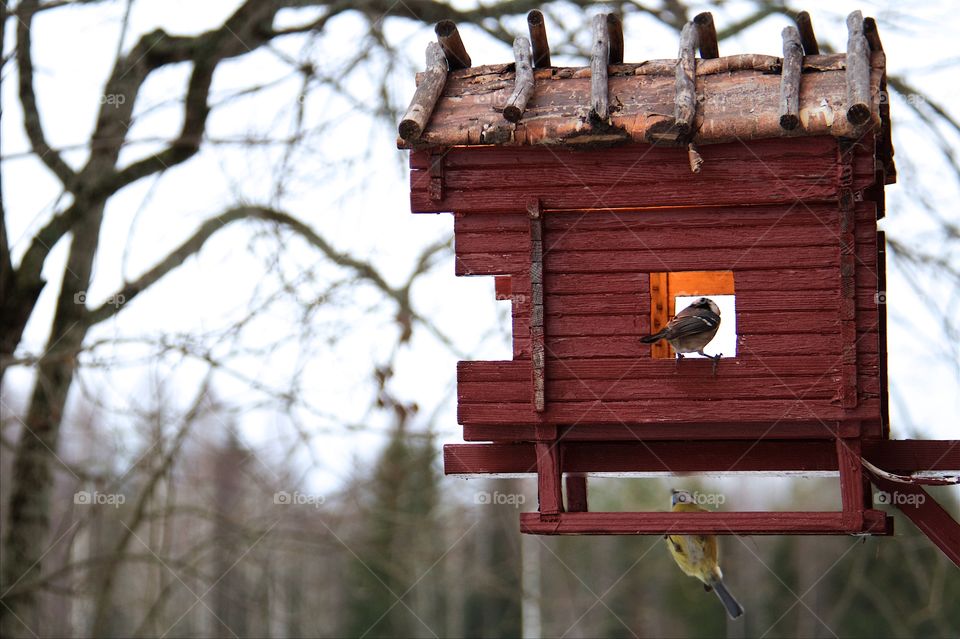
<box><xmin>397</xmin><ymin>10</ymin><xmax>894</xmax><ymax>180</ymax></box>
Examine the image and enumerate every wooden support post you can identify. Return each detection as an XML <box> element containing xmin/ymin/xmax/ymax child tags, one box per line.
<box><xmin>868</xmin><ymin>471</ymin><xmax>960</xmax><ymax>568</ymax></box>
<box><xmin>863</xmin><ymin>17</ymin><xmax>884</xmax><ymax>52</ymax></box>
<box><xmin>398</xmin><ymin>43</ymin><xmax>449</xmax><ymax>141</ymax></box>
<box><xmin>779</xmin><ymin>26</ymin><xmax>803</xmax><ymax>131</ymax></box>
<box><xmin>877</xmin><ymin>231</ymin><xmax>890</xmax><ymax>435</ymax></box>
<box><xmin>528</xmin><ymin>199</ymin><xmax>545</xmax><ymax>412</ymax></box>
<box><xmin>838</xmin><ymin>143</ymin><xmax>858</xmax><ymax>408</ymax></box>
<box><xmin>694</xmin><ymin>12</ymin><xmax>719</xmax><ymax>59</ymax></box>
<box><xmin>648</xmin><ymin>271</ymin><xmax>670</xmax><ymax>359</ymax></box>
<box><xmin>589</xmin><ymin>14</ymin><xmax>610</xmax><ymax>122</ymax></box>
<box><xmin>435</xmin><ymin>20</ymin><xmax>471</xmax><ymax>70</ymax></box>
<box><xmin>527</xmin><ymin>10</ymin><xmax>551</xmax><ymax>68</ymax></box>
<box><xmin>674</xmin><ymin>21</ymin><xmax>698</xmax><ymax>136</ymax></box>
<box><xmin>534</xmin><ymin>424</ymin><xmax>563</xmax><ymax>517</ymax></box>
<box><xmin>504</xmin><ymin>36</ymin><xmax>535</xmax><ymax>123</ymax></box>
<box><xmin>565</xmin><ymin>473</ymin><xmax>588</xmax><ymax>512</ymax></box>
<box><xmin>836</xmin><ymin>435</ymin><xmax>864</xmax><ymax>529</ymax></box>
<box><xmin>794</xmin><ymin>11</ymin><xmax>820</xmax><ymax>55</ymax></box>
<box><xmin>845</xmin><ymin>10</ymin><xmax>871</xmax><ymax>126</ymax></box>
<box><xmin>606</xmin><ymin>14</ymin><xmax>624</xmax><ymax>65</ymax></box>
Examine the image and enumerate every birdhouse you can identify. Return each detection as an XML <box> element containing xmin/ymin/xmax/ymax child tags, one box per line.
<box><xmin>398</xmin><ymin>10</ymin><xmax>960</xmax><ymax>546</ymax></box>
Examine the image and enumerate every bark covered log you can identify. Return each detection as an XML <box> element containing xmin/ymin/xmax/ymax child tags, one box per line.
<box><xmin>399</xmin><ymin>42</ymin><xmax>448</xmax><ymax>140</ymax></box>
<box><xmin>435</xmin><ymin>19</ymin><xmax>471</xmax><ymax>70</ymax></box>
<box><xmin>590</xmin><ymin>14</ymin><xmax>610</xmax><ymax>122</ymax></box>
<box><xmin>780</xmin><ymin>25</ymin><xmax>803</xmax><ymax>130</ymax></box>
<box><xmin>399</xmin><ymin>52</ymin><xmax>884</xmax><ymax>150</ymax></box>
<box><xmin>607</xmin><ymin>14</ymin><xmax>624</xmax><ymax>65</ymax></box>
<box><xmin>674</xmin><ymin>22</ymin><xmax>698</xmax><ymax>135</ymax></box>
<box><xmin>694</xmin><ymin>12</ymin><xmax>719</xmax><ymax>59</ymax></box>
<box><xmin>795</xmin><ymin>11</ymin><xmax>820</xmax><ymax>55</ymax></box>
<box><xmin>845</xmin><ymin>10</ymin><xmax>872</xmax><ymax>126</ymax></box>
<box><xmin>527</xmin><ymin>10</ymin><xmax>551</xmax><ymax>68</ymax></box>
<box><xmin>504</xmin><ymin>36</ymin><xmax>534</xmax><ymax>123</ymax></box>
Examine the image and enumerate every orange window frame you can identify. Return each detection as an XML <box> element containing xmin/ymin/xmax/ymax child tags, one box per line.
<box><xmin>648</xmin><ymin>271</ymin><xmax>735</xmax><ymax>358</ymax></box>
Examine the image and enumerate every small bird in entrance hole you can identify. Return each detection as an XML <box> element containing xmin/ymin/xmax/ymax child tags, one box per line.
<box><xmin>665</xmin><ymin>489</ymin><xmax>744</xmax><ymax>620</ymax></box>
<box><xmin>640</xmin><ymin>296</ymin><xmax>722</xmax><ymax>373</ymax></box>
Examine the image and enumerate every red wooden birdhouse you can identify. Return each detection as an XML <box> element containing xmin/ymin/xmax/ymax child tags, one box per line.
<box><xmin>398</xmin><ymin>10</ymin><xmax>960</xmax><ymax>560</ymax></box>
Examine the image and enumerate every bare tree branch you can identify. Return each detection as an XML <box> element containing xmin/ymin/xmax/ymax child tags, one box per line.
<box><xmin>14</xmin><ymin>0</ymin><xmax>78</xmax><ymax>187</ymax></box>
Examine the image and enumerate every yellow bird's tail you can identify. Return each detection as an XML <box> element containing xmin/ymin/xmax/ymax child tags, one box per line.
<box><xmin>712</xmin><ymin>579</ymin><xmax>744</xmax><ymax>619</ymax></box>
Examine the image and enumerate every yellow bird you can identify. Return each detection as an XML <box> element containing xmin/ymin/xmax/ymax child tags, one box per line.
<box><xmin>665</xmin><ymin>489</ymin><xmax>744</xmax><ymax>619</ymax></box>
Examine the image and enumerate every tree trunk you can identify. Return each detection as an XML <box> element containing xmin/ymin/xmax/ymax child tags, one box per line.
<box><xmin>0</xmin><ymin>206</ymin><xmax>102</xmax><ymax>637</ymax></box>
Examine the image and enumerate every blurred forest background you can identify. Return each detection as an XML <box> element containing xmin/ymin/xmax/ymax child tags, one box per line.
<box><xmin>1</xmin><ymin>0</ymin><xmax>958</xmax><ymax>637</ymax></box>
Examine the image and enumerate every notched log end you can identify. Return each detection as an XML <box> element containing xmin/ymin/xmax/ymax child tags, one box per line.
<box><xmin>779</xmin><ymin>114</ymin><xmax>800</xmax><ymax>130</ymax></box>
<box><xmin>398</xmin><ymin>119</ymin><xmax>421</xmax><ymax>141</ymax></box>
<box><xmin>846</xmin><ymin>103</ymin><xmax>871</xmax><ymax>126</ymax></box>
<box><xmin>503</xmin><ymin>105</ymin><xmax>523</xmax><ymax>123</ymax></box>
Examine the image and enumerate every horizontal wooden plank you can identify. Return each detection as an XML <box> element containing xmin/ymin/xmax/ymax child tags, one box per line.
<box><xmin>545</xmin><ymin>293</ymin><xmax>650</xmax><ymax>315</ymax></box>
<box><xmin>539</xmin><ymin>224</ymin><xmax>875</xmax><ymax>253</ymax></box>
<box><xmin>530</xmin><ymin>269</ymin><xmax>877</xmax><ymax>293</ymax></box>
<box><xmin>519</xmin><ymin>511</ymin><xmax>892</xmax><ymax>535</ymax></box>
<box><xmin>454</xmin><ymin>214</ymin><xmax>530</xmax><ymax>233</ymax></box>
<box><xmin>457</xmin><ymin>356</ymin><xmax>879</xmax><ymax>382</ymax></box>
<box><xmin>512</xmin><ymin>328</ymin><xmax>881</xmax><ymax>361</ymax></box>
<box><xmin>444</xmin><ymin>441</ymin><xmax>842</xmax><ymax>475</ymax></box>
<box><xmin>461</xmin><ymin>421</ymin><xmax>868</xmax><ymax>442</ymax></box>
<box><xmin>414</xmin><ymin>181</ymin><xmax>841</xmax><ymax>214</ymax></box>
<box><xmin>444</xmin><ymin>440</ymin><xmax>959</xmax><ymax>476</ymax></box>
<box><xmin>541</xmin><ymin>204</ymin><xmax>874</xmax><ymax>230</ymax></box>
<box><xmin>534</xmin><ymin>333</ymin><xmax>842</xmax><ymax>358</ymax></box>
<box><xmin>541</xmin><ymin>273</ymin><xmax>648</xmax><ymax>294</ymax></box>
<box><xmin>546</xmin><ymin>313</ymin><xmax>645</xmax><ymax>336</ymax></box>
<box><xmin>455</xmin><ymin>252</ymin><xmax>528</xmax><ymax>276</ymax></box>
<box><xmin>542</xmin><ymin>246</ymin><xmax>840</xmax><ymax>273</ymax></box>
<box><xmin>414</xmin><ymin>136</ymin><xmax>842</xmax><ymax>169</ymax></box>
<box><xmin>459</xmin><ymin>375</ymin><xmax>841</xmax><ymax>403</ymax></box>
<box><xmin>458</xmin><ymin>398</ymin><xmax>882</xmax><ymax>425</ymax></box>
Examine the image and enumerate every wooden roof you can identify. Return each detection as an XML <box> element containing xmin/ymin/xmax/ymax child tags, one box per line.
<box><xmin>397</xmin><ymin>10</ymin><xmax>894</xmax><ymax>179</ymax></box>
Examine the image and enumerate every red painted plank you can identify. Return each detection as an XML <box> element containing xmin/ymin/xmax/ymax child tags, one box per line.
<box><xmin>545</xmin><ymin>314</ymin><xmax>645</xmax><ymax>336</ymax></box>
<box><xmin>862</xmin><ymin>440</ymin><xmax>960</xmax><ymax>474</ymax></box>
<box><xmin>461</xmin><ymin>422</ymin><xmax>855</xmax><ymax>442</ymax></box>
<box><xmin>412</xmin><ymin>137</ymin><xmax>841</xmax><ymax>170</ymax></box>
<box><xmin>413</xmin><ymin>182</ymin><xmax>841</xmax><ymax>214</ymax></box>
<box><xmin>454</xmin><ymin>214</ymin><xmax>530</xmax><ymax>233</ymax></box>
<box><xmin>545</xmin><ymin>294</ymin><xmax>650</xmax><ymax>315</ymax></box>
<box><xmin>444</xmin><ymin>440</ymin><xmax>960</xmax><ymax>476</ymax></box>
<box><xmin>539</xmin><ymin>224</ymin><xmax>874</xmax><ymax>253</ymax></box>
<box><xmin>541</xmin><ymin>204</ymin><xmax>875</xmax><ymax>231</ymax></box>
<box><xmin>543</xmin><ymin>246</ymin><xmax>840</xmax><ymax>273</ymax></box>
<box><xmin>458</xmin><ymin>398</ymin><xmax>883</xmax><ymax>425</ymax></box>
<box><xmin>455</xmin><ymin>252</ymin><xmax>528</xmax><ymax>276</ymax></box>
<box><xmin>443</xmin><ymin>441</ymin><xmax>839</xmax><ymax>475</ymax></box>
<box><xmin>457</xmin><ymin>356</ymin><xmax>878</xmax><ymax>382</ymax></box>
<box><xmin>455</xmin><ymin>242</ymin><xmax>877</xmax><ymax>277</ymax></box>
<box><xmin>519</xmin><ymin>511</ymin><xmax>892</xmax><ymax>535</ymax></box>
<box><xmin>542</xmin><ymin>273</ymin><xmax>647</xmax><ymax>294</ymax></box>
<box><xmin>459</xmin><ymin>375</ymin><xmax>841</xmax><ymax>403</ymax></box>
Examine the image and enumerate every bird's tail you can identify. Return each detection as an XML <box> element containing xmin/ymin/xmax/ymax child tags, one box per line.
<box><xmin>639</xmin><ymin>329</ymin><xmax>667</xmax><ymax>344</ymax></box>
<box><xmin>712</xmin><ymin>580</ymin><xmax>744</xmax><ymax>619</ymax></box>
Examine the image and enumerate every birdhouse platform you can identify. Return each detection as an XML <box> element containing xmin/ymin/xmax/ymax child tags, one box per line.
<box><xmin>398</xmin><ymin>10</ymin><xmax>960</xmax><ymax>563</ymax></box>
